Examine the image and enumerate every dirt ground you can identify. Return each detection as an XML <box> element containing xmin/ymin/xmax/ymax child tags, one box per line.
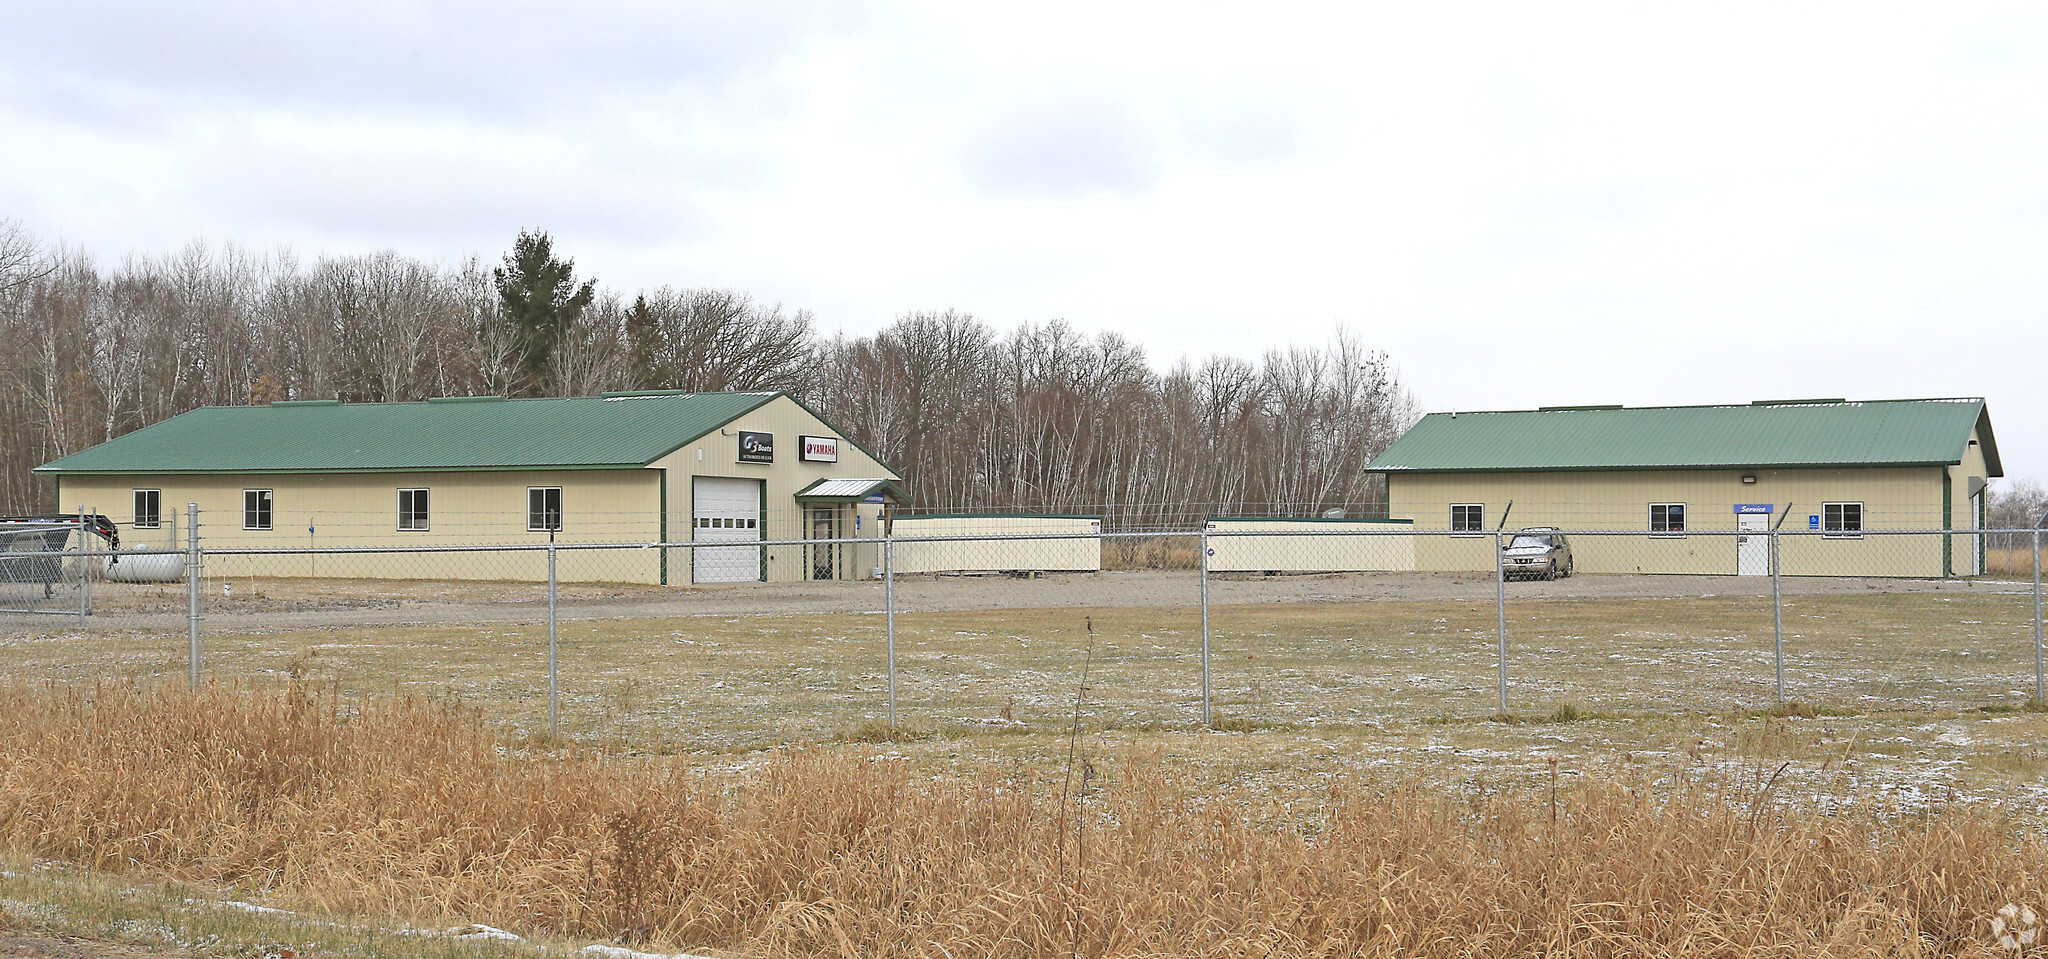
<box><xmin>4</xmin><ymin>568</ymin><xmax>2034</xmax><ymax>635</ymax></box>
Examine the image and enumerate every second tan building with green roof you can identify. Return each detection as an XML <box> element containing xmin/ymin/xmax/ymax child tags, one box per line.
<box><xmin>1364</xmin><ymin>398</ymin><xmax>2001</xmax><ymax>578</ymax></box>
<box><xmin>34</xmin><ymin>391</ymin><xmax>906</xmax><ymax>585</ymax></box>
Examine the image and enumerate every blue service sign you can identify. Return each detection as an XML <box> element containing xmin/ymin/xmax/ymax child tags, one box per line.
<box><xmin>1733</xmin><ymin>504</ymin><xmax>1774</xmax><ymax>514</ymax></box>
<box><xmin>862</xmin><ymin>494</ymin><xmax>887</xmax><ymax>503</ymax></box>
<box><xmin>1809</xmin><ymin>515</ymin><xmax>1820</xmax><ymax>529</ymax></box>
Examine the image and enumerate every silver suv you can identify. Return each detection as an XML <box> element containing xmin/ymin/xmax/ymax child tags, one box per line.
<box><xmin>1501</xmin><ymin>527</ymin><xmax>1573</xmax><ymax>580</ymax></box>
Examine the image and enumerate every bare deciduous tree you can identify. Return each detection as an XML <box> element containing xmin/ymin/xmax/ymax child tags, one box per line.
<box><xmin>0</xmin><ymin>226</ymin><xmax>1420</xmax><ymax>523</ymax></box>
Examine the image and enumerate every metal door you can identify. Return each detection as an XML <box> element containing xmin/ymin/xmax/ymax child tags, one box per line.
<box><xmin>692</xmin><ymin>477</ymin><xmax>762</xmax><ymax>583</ymax></box>
<box><xmin>1736</xmin><ymin>512</ymin><xmax>1770</xmax><ymax>576</ymax></box>
<box><xmin>809</xmin><ymin>506</ymin><xmax>836</xmax><ymax>580</ymax></box>
<box><xmin>1968</xmin><ymin>489</ymin><xmax>1984</xmax><ymax>575</ymax></box>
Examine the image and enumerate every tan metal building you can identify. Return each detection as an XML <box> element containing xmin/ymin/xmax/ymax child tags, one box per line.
<box><xmin>890</xmin><ymin>514</ymin><xmax>1102</xmax><ymax>574</ymax></box>
<box><xmin>35</xmin><ymin>391</ymin><xmax>905</xmax><ymax>585</ymax></box>
<box><xmin>1204</xmin><ymin>517</ymin><xmax>1417</xmax><ymax>573</ymax></box>
<box><xmin>1364</xmin><ymin>398</ymin><xmax>2001</xmax><ymax>578</ymax></box>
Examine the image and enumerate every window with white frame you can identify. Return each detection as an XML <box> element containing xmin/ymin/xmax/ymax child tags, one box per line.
<box><xmin>528</xmin><ymin>487</ymin><xmax>562</xmax><ymax>531</ymax></box>
<box><xmin>1649</xmin><ymin>503</ymin><xmax>1686</xmax><ymax>534</ymax></box>
<box><xmin>243</xmin><ymin>489</ymin><xmax>273</xmax><ymax>530</ymax></box>
<box><xmin>398</xmin><ymin>488</ymin><xmax>430</xmax><ymax>531</ymax></box>
<box><xmin>133</xmin><ymin>489</ymin><xmax>161</xmax><ymax>529</ymax></box>
<box><xmin>1822</xmin><ymin>501</ymin><xmax>1863</xmax><ymax>536</ymax></box>
<box><xmin>1450</xmin><ymin>503</ymin><xmax>1484</xmax><ymax>533</ymax></box>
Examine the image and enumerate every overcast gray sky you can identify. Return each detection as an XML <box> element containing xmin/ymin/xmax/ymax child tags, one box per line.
<box><xmin>4</xmin><ymin>3</ymin><xmax>2044</xmax><ymax>483</ymax></box>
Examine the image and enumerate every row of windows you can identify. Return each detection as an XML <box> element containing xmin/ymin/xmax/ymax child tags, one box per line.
<box><xmin>126</xmin><ymin>488</ymin><xmax>568</xmax><ymax>532</ymax></box>
<box><xmin>1448</xmin><ymin>503</ymin><xmax>1867</xmax><ymax>534</ymax></box>
<box><xmin>695</xmin><ymin>517</ymin><xmax>758</xmax><ymax>529</ymax></box>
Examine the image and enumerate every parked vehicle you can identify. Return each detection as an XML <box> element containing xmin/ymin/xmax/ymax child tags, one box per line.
<box><xmin>1501</xmin><ymin>527</ymin><xmax>1572</xmax><ymax>580</ymax></box>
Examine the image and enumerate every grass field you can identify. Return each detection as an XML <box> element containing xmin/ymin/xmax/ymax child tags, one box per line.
<box><xmin>4</xmin><ymin>587</ymin><xmax>2046</xmax><ymax>820</ymax></box>
<box><xmin>1</xmin><ymin>683</ymin><xmax>2044</xmax><ymax>958</ymax></box>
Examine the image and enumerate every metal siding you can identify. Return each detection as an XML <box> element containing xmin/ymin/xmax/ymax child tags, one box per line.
<box><xmin>892</xmin><ymin>516</ymin><xmax>1101</xmax><ymax>573</ymax></box>
<box><xmin>1206</xmin><ymin>519</ymin><xmax>1416</xmax><ymax>573</ymax></box>
<box><xmin>647</xmin><ymin>395</ymin><xmax>902</xmax><ymax>583</ymax></box>
<box><xmin>60</xmin><ymin>469</ymin><xmax>662</xmax><ymax>583</ymax></box>
<box><xmin>1393</xmin><ymin>467</ymin><xmax>1945</xmax><ymax>576</ymax></box>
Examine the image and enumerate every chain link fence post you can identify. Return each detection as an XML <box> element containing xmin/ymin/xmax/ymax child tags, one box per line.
<box><xmin>76</xmin><ymin>507</ymin><xmax>90</xmax><ymax>626</ymax></box>
<box><xmin>86</xmin><ymin>505</ymin><xmax>98</xmax><ymax>620</ymax></box>
<box><xmin>1772</xmin><ymin>529</ymin><xmax>1785</xmax><ymax>704</ymax></box>
<box><xmin>547</xmin><ymin>541</ymin><xmax>559</xmax><ymax>740</ymax></box>
<box><xmin>186</xmin><ymin>503</ymin><xmax>202</xmax><ymax>690</ymax></box>
<box><xmin>1495</xmin><ymin>530</ymin><xmax>1507</xmax><ymax>714</ymax></box>
<box><xmin>1199</xmin><ymin>524</ymin><xmax>1212</xmax><ymax>727</ymax></box>
<box><xmin>884</xmin><ymin>531</ymin><xmax>897</xmax><ymax>729</ymax></box>
<box><xmin>2034</xmin><ymin>528</ymin><xmax>2043</xmax><ymax>704</ymax></box>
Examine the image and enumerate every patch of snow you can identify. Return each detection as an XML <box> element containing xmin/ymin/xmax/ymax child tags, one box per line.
<box><xmin>188</xmin><ymin>898</ymin><xmax>294</xmax><ymax>917</ymax></box>
<box><xmin>398</xmin><ymin>923</ymin><xmax>522</xmax><ymax>942</ymax></box>
<box><xmin>581</xmin><ymin>945</ymin><xmax>720</xmax><ymax>959</ymax></box>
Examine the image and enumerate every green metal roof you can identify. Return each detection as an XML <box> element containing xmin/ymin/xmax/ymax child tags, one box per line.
<box><xmin>35</xmin><ymin>392</ymin><xmax>796</xmax><ymax>474</ymax></box>
<box><xmin>1365</xmin><ymin>398</ymin><xmax>2000</xmax><ymax>476</ymax></box>
<box><xmin>792</xmin><ymin>478</ymin><xmax>910</xmax><ymax>503</ymax></box>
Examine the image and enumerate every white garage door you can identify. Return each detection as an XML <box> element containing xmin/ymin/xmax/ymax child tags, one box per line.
<box><xmin>692</xmin><ymin>477</ymin><xmax>762</xmax><ymax>583</ymax></box>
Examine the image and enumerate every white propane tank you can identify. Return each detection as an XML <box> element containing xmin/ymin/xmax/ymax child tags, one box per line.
<box><xmin>106</xmin><ymin>548</ymin><xmax>187</xmax><ymax>584</ymax></box>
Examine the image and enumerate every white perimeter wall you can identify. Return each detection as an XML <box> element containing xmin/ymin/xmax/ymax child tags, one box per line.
<box><xmin>1205</xmin><ymin>519</ymin><xmax>1417</xmax><ymax>573</ymax></box>
<box><xmin>891</xmin><ymin>515</ymin><xmax>1101</xmax><ymax>573</ymax></box>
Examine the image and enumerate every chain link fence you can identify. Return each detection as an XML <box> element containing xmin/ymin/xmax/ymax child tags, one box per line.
<box><xmin>3</xmin><ymin>506</ymin><xmax>2042</xmax><ymax>748</ymax></box>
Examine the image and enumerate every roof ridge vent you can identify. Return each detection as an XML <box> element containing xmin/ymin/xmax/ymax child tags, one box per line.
<box><xmin>427</xmin><ymin>395</ymin><xmax>506</xmax><ymax>403</ymax></box>
<box><xmin>1537</xmin><ymin>404</ymin><xmax>1624</xmax><ymax>411</ymax></box>
<box><xmin>1752</xmin><ymin>397</ymin><xmax>1847</xmax><ymax>406</ymax></box>
<box><xmin>269</xmin><ymin>399</ymin><xmax>341</xmax><ymax>407</ymax></box>
<box><xmin>601</xmin><ymin>389</ymin><xmax>692</xmax><ymax>399</ymax></box>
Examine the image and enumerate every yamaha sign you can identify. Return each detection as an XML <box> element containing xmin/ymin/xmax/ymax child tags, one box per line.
<box><xmin>800</xmin><ymin>435</ymin><xmax>839</xmax><ymax>463</ymax></box>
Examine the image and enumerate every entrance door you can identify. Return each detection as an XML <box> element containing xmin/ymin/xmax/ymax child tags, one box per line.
<box><xmin>1968</xmin><ymin>489</ymin><xmax>1984</xmax><ymax>576</ymax></box>
<box><xmin>808</xmin><ymin>506</ymin><xmax>837</xmax><ymax>580</ymax></box>
<box><xmin>692</xmin><ymin>477</ymin><xmax>762</xmax><ymax>583</ymax></box>
<box><xmin>1736</xmin><ymin>512</ymin><xmax>1770</xmax><ymax>576</ymax></box>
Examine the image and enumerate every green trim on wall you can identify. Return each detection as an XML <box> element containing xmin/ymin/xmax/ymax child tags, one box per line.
<box><xmin>897</xmin><ymin>512</ymin><xmax>1101</xmax><ymax>520</ymax></box>
<box><xmin>41</xmin><ymin>463</ymin><xmax>652</xmax><ymax>476</ymax></box>
<box><xmin>1980</xmin><ymin>488</ymin><xmax>1988</xmax><ymax>573</ymax></box>
<box><xmin>1942</xmin><ymin>470</ymin><xmax>1953</xmax><ymax>578</ymax></box>
<box><xmin>1372</xmin><ymin>461</ymin><xmax>1962</xmax><ymax>476</ymax></box>
<box><xmin>1208</xmin><ymin>516</ymin><xmax>1415</xmax><ymax>525</ymax></box>
<box><xmin>657</xmin><ymin>468</ymin><xmax>668</xmax><ymax>587</ymax></box>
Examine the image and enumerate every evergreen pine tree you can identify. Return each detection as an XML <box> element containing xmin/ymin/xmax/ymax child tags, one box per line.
<box><xmin>624</xmin><ymin>293</ymin><xmax>664</xmax><ymax>390</ymax></box>
<box><xmin>491</xmin><ymin>230</ymin><xmax>595</xmax><ymax>396</ymax></box>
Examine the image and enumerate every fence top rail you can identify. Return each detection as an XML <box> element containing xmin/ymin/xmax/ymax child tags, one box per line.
<box><xmin>15</xmin><ymin>524</ymin><xmax>2031</xmax><ymax>559</ymax></box>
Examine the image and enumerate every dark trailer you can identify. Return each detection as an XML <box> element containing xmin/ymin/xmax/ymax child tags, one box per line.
<box><xmin>0</xmin><ymin>514</ymin><xmax>120</xmax><ymax>599</ymax></box>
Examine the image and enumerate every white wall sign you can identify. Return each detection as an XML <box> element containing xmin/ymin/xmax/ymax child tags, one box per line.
<box><xmin>800</xmin><ymin>435</ymin><xmax>839</xmax><ymax>463</ymax></box>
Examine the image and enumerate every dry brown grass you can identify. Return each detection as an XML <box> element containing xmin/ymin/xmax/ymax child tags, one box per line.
<box><xmin>0</xmin><ymin>682</ymin><xmax>2041</xmax><ymax>958</ymax></box>
<box><xmin>1100</xmin><ymin>535</ymin><xmax>1201</xmax><ymax>571</ymax></box>
<box><xmin>1984</xmin><ymin>546</ymin><xmax>2046</xmax><ymax>579</ymax></box>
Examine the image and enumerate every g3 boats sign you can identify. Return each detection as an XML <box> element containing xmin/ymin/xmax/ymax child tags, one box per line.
<box><xmin>738</xmin><ymin>431</ymin><xmax>774</xmax><ymax>464</ymax></box>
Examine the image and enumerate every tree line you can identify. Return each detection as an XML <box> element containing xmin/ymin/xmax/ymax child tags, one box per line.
<box><xmin>0</xmin><ymin>224</ymin><xmax>1417</xmax><ymax>528</ymax></box>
